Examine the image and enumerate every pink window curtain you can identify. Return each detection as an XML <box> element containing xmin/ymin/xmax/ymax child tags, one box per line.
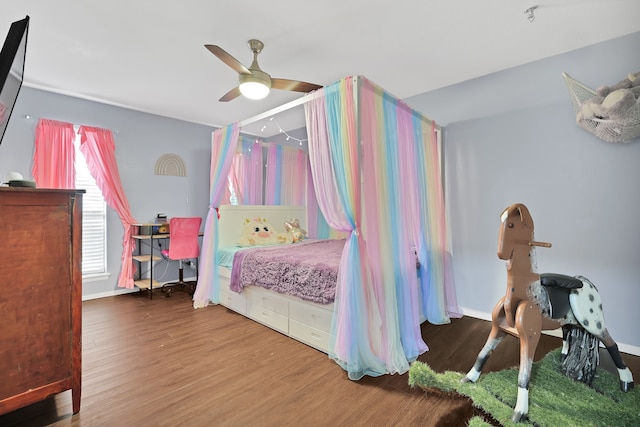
<box><xmin>31</xmin><ymin>119</ymin><xmax>76</xmax><ymax>189</ymax></box>
<box><xmin>193</xmin><ymin>123</ymin><xmax>241</xmax><ymax>308</ymax></box>
<box><xmin>78</xmin><ymin>126</ymin><xmax>138</xmax><ymax>289</ymax></box>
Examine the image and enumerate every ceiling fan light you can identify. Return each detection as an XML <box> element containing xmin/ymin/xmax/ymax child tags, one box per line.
<box><xmin>239</xmin><ymin>69</ymin><xmax>271</xmax><ymax>100</ymax></box>
<box><xmin>239</xmin><ymin>81</ymin><xmax>270</xmax><ymax>99</ymax></box>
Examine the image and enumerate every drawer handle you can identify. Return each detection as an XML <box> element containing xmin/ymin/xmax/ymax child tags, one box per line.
<box><xmin>310</xmin><ymin>332</ymin><xmax>321</xmax><ymax>340</ymax></box>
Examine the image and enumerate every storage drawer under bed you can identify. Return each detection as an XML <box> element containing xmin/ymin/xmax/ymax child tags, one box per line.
<box><xmin>289</xmin><ymin>320</ymin><xmax>331</xmax><ymax>353</ymax></box>
<box><xmin>289</xmin><ymin>299</ymin><xmax>333</xmax><ymax>333</ymax></box>
<box><xmin>247</xmin><ymin>303</ymin><xmax>289</xmax><ymax>334</ymax></box>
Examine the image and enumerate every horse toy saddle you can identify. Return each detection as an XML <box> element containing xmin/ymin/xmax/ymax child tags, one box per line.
<box><xmin>540</xmin><ymin>273</ymin><xmax>583</xmax><ymax>320</ymax></box>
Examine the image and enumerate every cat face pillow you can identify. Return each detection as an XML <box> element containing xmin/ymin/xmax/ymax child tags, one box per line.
<box><xmin>238</xmin><ymin>217</ymin><xmax>292</xmax><ymax>246</ymax></box>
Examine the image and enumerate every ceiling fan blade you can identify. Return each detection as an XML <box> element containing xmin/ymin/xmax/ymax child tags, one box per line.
<box><xmin>271</xmin><ymin>78</ymin><xmax>322</xmax><ymax>93</ymax></box>
<box><xmin>219</xmin><ymin>87</ymin><xmax>242</xmax><ymax>102</ymax></box>
<box><xmin>204</xmin><ymin>44</ymin><xmax>251</xmax><ymax>75</ymax></box>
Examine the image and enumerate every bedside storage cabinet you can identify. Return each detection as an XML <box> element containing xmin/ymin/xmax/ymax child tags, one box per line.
<box><xmin>0</xmin><ymin>187</ymin><xmax>84</xmax><ymax>416</ymax></box>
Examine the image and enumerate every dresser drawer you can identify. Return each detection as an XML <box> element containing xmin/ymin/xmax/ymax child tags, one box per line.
<box><xmin>289</xmin><ymin>320</ymin><xmax>331</xmax><ymax>353</ymax></box>
<box><xmin>247</xmin><ymin>303</ymin><xmax>288</xmax><ymax>334</ymax></box>
<box><xmin>289</xmin><ymin>300</ymin><xmax>333</xmax><ymax>333</ymax></box>
<box><xmin>245</xmin><ymin>287</ymin><xmax>289</xmax><ymax>316</ymax></box>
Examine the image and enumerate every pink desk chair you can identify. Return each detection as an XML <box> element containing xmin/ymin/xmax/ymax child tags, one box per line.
<box><xmin>161</xmin><ymin>217</ymin><xmax>202</xmax><ymax>297</ymax></box>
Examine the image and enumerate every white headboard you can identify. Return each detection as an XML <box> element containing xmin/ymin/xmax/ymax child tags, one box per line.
<box><xmin>218</xmin><ymin>205</ymin><xmax>307</xmax><ymax>248</ymax></box>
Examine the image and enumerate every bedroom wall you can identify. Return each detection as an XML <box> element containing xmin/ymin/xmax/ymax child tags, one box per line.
<box><xmin>405</xmin><ymin>31</ymin><xmax>640</xmax><ymax>354</ymax></box>
<box><xmin>2</xmin><ymin>32</ymin><xmax>637</xmax><ymax>354</ymax></box>
<box><xmin>0</xmin><ymin>87</ymin><xmax>215</xmax><ymax>299</ymax></box>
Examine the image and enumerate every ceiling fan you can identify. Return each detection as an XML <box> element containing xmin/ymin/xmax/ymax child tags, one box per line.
<box><xmin>205</xmin><ymin>39</ymin><xmax>322</xmax><ymax>102</ymax></box>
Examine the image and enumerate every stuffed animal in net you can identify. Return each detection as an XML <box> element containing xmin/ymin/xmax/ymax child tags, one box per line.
<box><xmin>578</xmin><ymin>71</ymin><xmax>640</xmax><ymax>121</ymax></box>
<box><xmin>284</xmin><ymin>218</ymin><xmax>307</xmax><ymax>243</ymax></box>
<box><xmin>238</xmin><ymin>217</ymin><xmax>292</xmax><ymax>246</ymax></box>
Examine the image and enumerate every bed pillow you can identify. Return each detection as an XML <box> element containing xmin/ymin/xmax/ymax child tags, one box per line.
<box><xmin>284</xmin><ymin>218</ymin><xmax>307</xmax><ymax>243</ymax></box>
<box><xmin>237</xmin><ymin>217</ymin><xmax>292</xmax><ymax>247</ymax></box>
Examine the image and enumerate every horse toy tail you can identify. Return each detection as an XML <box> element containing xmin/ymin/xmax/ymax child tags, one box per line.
<box><xmin>561</xmin><ymin>324</ymin><xmax>600</xmax><ymax>385</ymax></box>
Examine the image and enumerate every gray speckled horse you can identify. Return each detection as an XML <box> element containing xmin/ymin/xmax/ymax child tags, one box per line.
<box><xmin>462</xmin><ymin>203</ymin><xmax>634</xmax><ymax>423</ymax></box>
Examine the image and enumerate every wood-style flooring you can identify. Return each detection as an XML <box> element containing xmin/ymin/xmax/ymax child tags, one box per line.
<box><xmin>2</xmin><ymin>290</ymin><xmax>638</xmax><ymax>427</ymax></box>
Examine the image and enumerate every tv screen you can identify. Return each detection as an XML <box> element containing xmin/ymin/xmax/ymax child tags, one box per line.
<box><xmin>0</xmin><ymin>15</ymin><xmax>29</xmax><ymax>146</ymax></box>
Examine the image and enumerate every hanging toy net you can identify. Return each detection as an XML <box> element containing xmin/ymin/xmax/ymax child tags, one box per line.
<box><xmin>562</xmin><ymin>72</ymin><xmax>640</xmax><ymax>143</ymax></box>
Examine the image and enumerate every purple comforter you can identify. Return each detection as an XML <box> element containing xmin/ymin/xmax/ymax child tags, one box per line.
<box><xmin>229</xmin><ymin>239</ymin><xmax>345</xmax><ymax>304</ymax></box>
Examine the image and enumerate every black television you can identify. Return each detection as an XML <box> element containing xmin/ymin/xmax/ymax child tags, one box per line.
<box><xmin>0</xmin><ymin>15</ymin><xmax>29</xmax><ymax>146</ymax></box>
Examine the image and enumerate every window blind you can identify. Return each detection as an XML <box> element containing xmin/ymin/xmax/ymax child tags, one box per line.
<box><xmin>74</xmin><ymin>137</ymin><xmax>107</xmax><ymax>276</ymax></box>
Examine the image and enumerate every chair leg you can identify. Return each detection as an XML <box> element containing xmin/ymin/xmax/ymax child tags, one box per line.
<box><xmin>178</xmin><ymin>266</ymin><xmax>184</xmax><ymax>283</ymax></box>
<box><xmin>163</xmin><ymin>286</ymin><xmax>173</xmax><ymax>298</ymax></box>
<box><xmin>162</xmin><ymin>260</ymin><xmax>197</xmax><ymax>297</ymax></box>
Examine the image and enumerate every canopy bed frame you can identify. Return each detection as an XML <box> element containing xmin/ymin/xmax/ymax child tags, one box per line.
<box><xmin>193</xmin><ymin>75</ymin><xmax>462</xmax><ymax>380</ymax></box>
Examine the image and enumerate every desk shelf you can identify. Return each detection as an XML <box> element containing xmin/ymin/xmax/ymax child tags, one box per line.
<box><xmin>132</xmin><ymin>225</ymin><xmax>169</xmax><ymax>299</ymax></box>
<box><xmin>134</xmin><ymin>279</ymin><xmax>162</xmax><ymax>290</ymax></box>
<box><xmin>131</xmin><ymin>224</ymin><xmax>203</xmax><ymax>299</ymax></box>
<box><xmin>132</xmin><ymin>254</ymin><xmax>162</xmax><ymax>263</ymax></box>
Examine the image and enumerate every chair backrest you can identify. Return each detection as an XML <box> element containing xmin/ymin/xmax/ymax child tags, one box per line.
<box><xmin>167</xmin><ymin>217</ymin><xmax>202</xmax><ymax>260</ymax></box>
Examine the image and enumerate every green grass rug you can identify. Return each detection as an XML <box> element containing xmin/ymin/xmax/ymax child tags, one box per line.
<box><xmin>408</xmin><ymin>349</ymin><xmax>639</xmax><ymax>426</ymax></box>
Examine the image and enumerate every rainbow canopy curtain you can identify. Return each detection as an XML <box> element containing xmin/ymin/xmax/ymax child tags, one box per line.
<box><xmin>223</xmin><ymin>137</ymin><xmax>309</xmax><ymax>207</ymax></box>
<box><xmin>193</xmin><ymin>123</ymin><xmax>240</xmax><ymax>308</ymax></box>
<box><xmin>264</xmin><ymin>144</ymin><xmax>307</xmax><ymax>205</ymax></box>
<box><xmin>305</xmin><ymin>76</ymin><xmax>460</xmax><ymax>379</ymax></box>
<box><xmin>262</xmin><ymin>143</ymin><xmax>333</xmax><ymax>238</ymax></box>
<box><xmin>224</xmin><ymin>136</ymin><xmax>264</xmax><ymax>205</ymax></box>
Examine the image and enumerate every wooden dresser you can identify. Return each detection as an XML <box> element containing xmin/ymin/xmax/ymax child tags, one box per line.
<box><xmin>0</xmin><ymin>187</ymin><xmax>83</xmax><ymax>415</ymax></box>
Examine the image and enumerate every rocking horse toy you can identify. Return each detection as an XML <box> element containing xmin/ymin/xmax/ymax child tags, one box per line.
<box><xmin>462</xmin><ymin>203</ymin><xmax>634</xmax><ymax>423</ymax></box>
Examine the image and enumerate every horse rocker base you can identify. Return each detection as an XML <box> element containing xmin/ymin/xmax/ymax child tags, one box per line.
<box><xmin>462</xmin><ymin>203</ymin><xmax>634</xmax><ymax>423</ymax></box>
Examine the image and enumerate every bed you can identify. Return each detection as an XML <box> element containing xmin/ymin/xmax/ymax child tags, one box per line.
<box><xmin>216</xmin><ymin>204</ymin><xmax>336</xmax><ymax>353</ymax></box>
<box><xmin>193</xmin><ymin>76</ymin><xmax>462</xmax><ymax>380</ymax></box>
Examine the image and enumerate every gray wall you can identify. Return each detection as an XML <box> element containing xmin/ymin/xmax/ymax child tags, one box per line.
<box><xmin>0</xmin><ymin>87</ymin><xmax>215</xmax><ymax>299</ymax></box>
<box><xmin>407</xmin><ymin>31</ymin><xmax>640</xmax><ymax>353</ymax></box>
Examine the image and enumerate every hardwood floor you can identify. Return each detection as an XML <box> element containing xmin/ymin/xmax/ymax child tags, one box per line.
<box><xmin>2</xmin><ymin>291</ymin><xmax>638</xmax><ymax>427</ymax></box>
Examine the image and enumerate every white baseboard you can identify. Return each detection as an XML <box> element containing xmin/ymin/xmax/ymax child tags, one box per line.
<box><xmin>81</xmin><ymin>277</ymin><xmax>198</xmax><ymax>302</ymax></box>
<box><xmin>459</xmin><ymin>306</ymin><xmax>640</xmax><ymax>357</ymax></box>
<box><xmin>82</xmin><ymin>288</ymin><xmax>138</xmax><ymax>301</ymax></box>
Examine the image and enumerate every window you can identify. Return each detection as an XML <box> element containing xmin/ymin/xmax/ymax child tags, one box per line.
<box><xmin>74</xmin><ymin>133</ymin><xmax>107</xmax><ymax>278</ymax></box>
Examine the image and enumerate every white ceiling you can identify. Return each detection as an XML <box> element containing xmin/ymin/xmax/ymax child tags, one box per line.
<box><xmin>3</xmin><ymin>0</ymin><xmax>640</xmax><ymax>136</ymax></box>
